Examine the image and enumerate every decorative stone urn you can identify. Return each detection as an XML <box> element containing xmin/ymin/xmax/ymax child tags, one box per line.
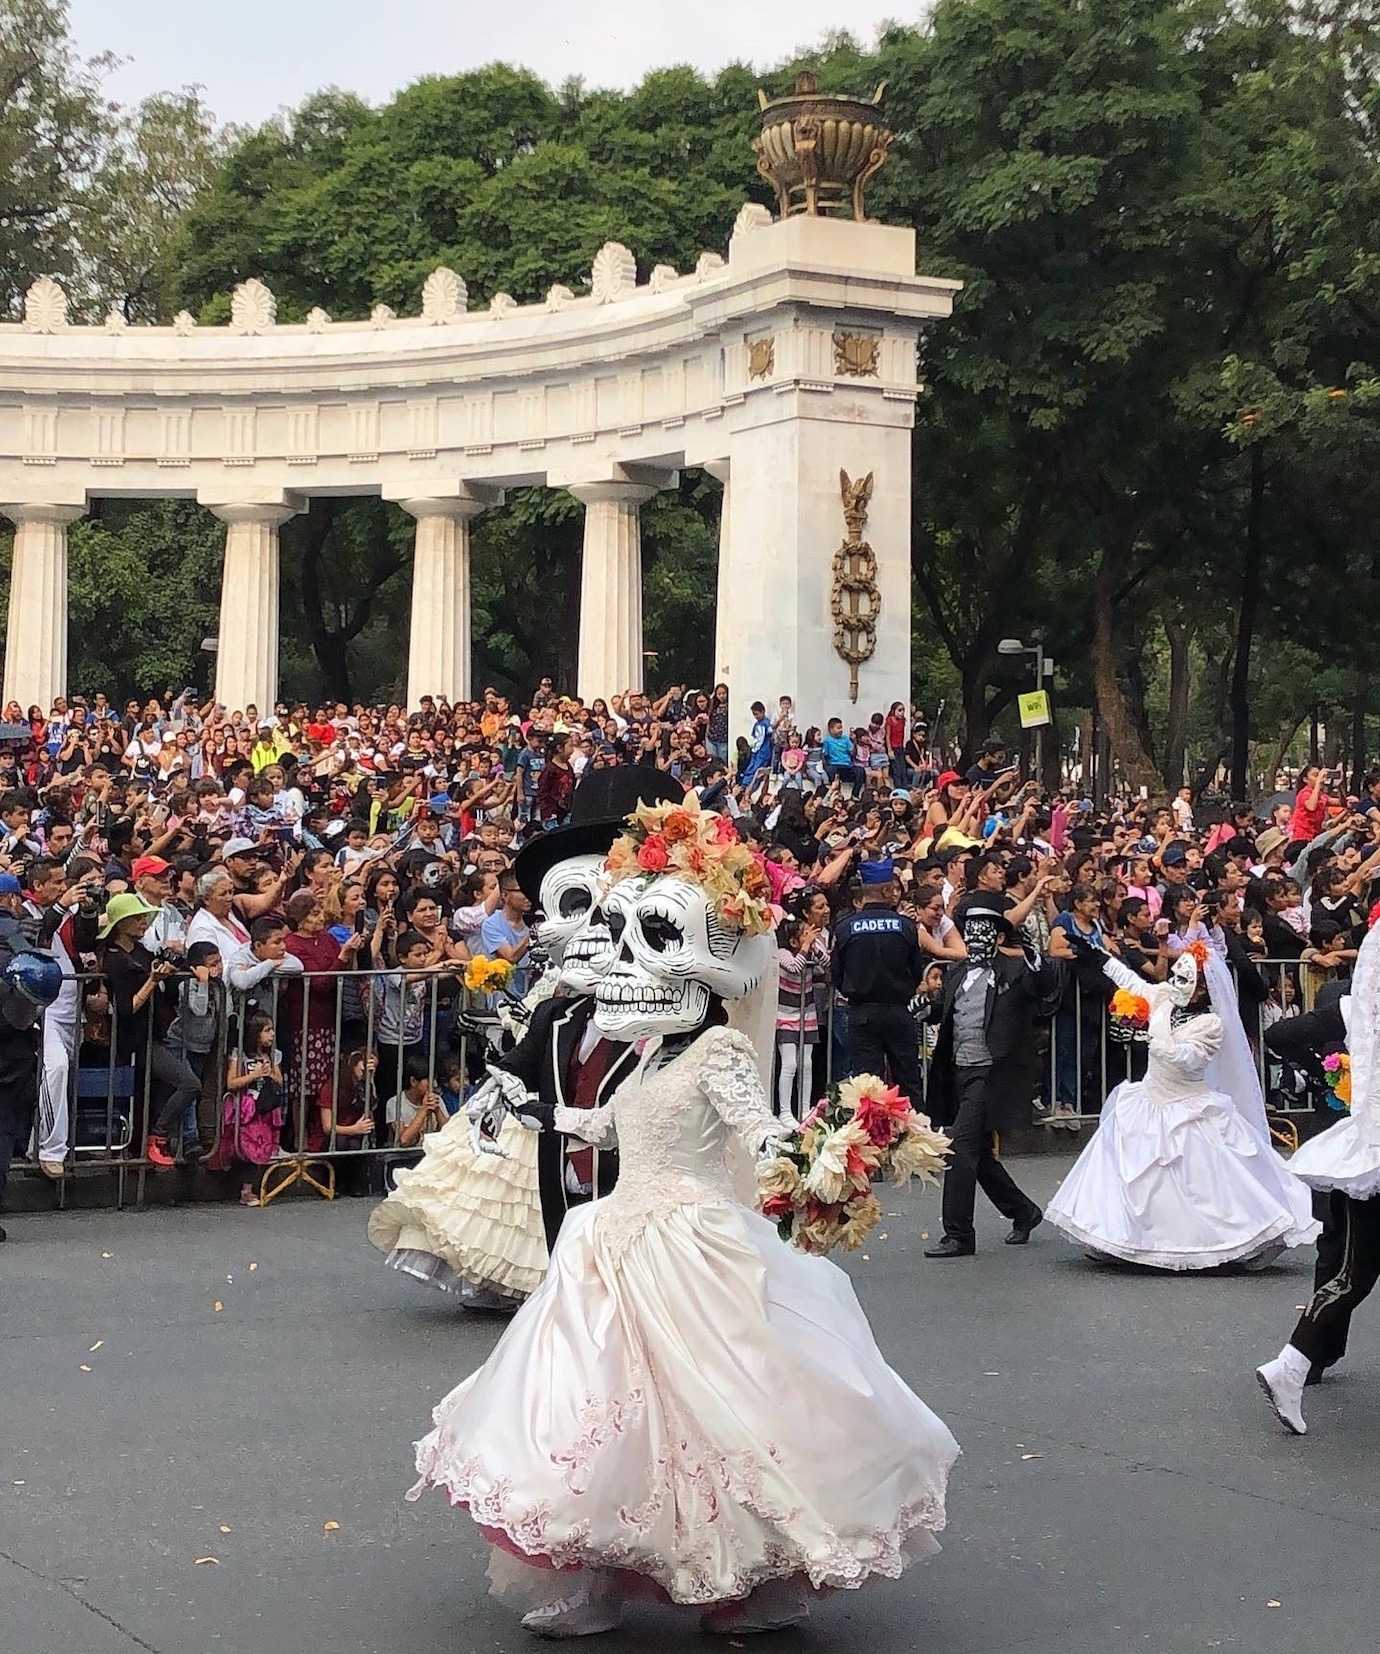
<box><xmin>752</xmin><ymin>72</ymin><xmax>894</xmax><ymax>222</ymax></box>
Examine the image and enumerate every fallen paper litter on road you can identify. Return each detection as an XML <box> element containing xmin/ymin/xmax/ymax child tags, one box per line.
<box><xmin>79</xmin><ymin>1364</ymin><xmax>91</xmax><ymax>1372</ymax></box>
<box><xmin>194</xmin><ymin>1556</ymin><xmax>220</xmax><ymax>1566</ymax></box>
<box><xmin>213</xmin><ymin>1301</ymin><xmax>224</xmax><ymax>1313</ymax></box>
<box><xmin>88</xmin><ymin>1341</ymin><xmax>103</xmax><ymax>1352</ymax></box>
<box><xmin>1021</xmin><ymin>1453</ymin><xmax>1042</xmax><ymax>1461</ymax></box>
<box><xmin>323</xmin><ymin>1520</ymin><xmax>340</xmax><ymax>1533</ymax></box>
<box><xmin>219</xmin><ymin>1524</ymin><xmax>232</xmax><ymax>1534</ymax></box>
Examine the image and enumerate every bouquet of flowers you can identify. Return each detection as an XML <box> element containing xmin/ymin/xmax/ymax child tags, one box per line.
<box><xmin>1322</xmin><ymin>1051</ymin><xmax>1352</xmax><ymax>1112</ymax></box>
<box><xmin>756</xmin><ymin>1073</ymin><xmax>951</xmax><ymax>1256</ymax></box>
<box><xmin>1108</xmin><ymin>987</ymin><xmax>1150</xmax><ymax>1044</ymax></box>
<box><xmin>463</xmin><ymin>954</ymin><xmax>515</xmax><ymax>995</ymax></box>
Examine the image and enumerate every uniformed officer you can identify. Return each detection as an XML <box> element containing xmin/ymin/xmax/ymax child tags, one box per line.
<box><xmin>831</xmin><ymin>858</ymin><xmax>927</xmax><ymax>1103</ymax></box>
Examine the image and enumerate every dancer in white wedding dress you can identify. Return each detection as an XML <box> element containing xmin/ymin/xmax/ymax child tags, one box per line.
<box><xmin>1045</xmin><ymin>947</ymin><xmax>1319</xmax><ymax>1270</ymax></box>
<box><xmin>406</xmin><ymin>800</ymin><xmax>959</xmax><ymax>1638</ymax></box>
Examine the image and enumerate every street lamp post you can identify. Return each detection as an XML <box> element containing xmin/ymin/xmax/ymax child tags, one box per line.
<box><xmin>997</xmin><ymin>637</ymin><xmax>1052</xmax><ymax>781</ymax></box>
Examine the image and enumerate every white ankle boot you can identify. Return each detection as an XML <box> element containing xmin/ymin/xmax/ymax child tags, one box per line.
<box><xmin>521</xmin><ymin>1574</ymin><xmax>622</xmax><ymax>1639</ymax></box>
<box><xmin>701</xmin><ymin>1576</ymin><xmax>810</xmax><ymax>1635</ymax></box>
<box><xmin>1256</xmin><ymin>1347</ymin><xmax>1309</xmax><ymax>1436</ymax></box>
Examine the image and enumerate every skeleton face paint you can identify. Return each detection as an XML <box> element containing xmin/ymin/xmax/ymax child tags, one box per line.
<box><xmin>592</xmin><ymin>873</ymin><xmax>774</xmax><ymax>1042</ymax></box>
<box><xmin>962</xmin><ymin>917</ymin><xmax>1000</xmax><ymax>967</ymax></box>
<box><xmin>535</xmin><ymin>854</ymin><xmax>611</xmax><ymax>994</ymax></box>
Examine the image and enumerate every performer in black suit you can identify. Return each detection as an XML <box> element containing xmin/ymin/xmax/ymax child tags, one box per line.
<box><xmin>1258</xmin><ymin>926</ymin><xmax>1378</xmax><ymax>1435</ymax></box>
<box><xmin>919</xmin><ymin>894</ymin><xmax>1070</xmax><ymax>1257</ymax></box>
<box><xmin>369</xmin><ymin>765</ymin><xmax>682</xmax><ymax>1301</ymax></box>
<box><xmin>489</xmin><ymin>991</ymin><xmax>638</xmax><ymax>1249</ymax></box>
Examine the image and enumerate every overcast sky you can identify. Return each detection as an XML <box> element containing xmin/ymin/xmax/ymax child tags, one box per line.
<box><xmin>68</xmin><ymin>0</ymin><xmax>920</xmax><ymax>126</ymax></box>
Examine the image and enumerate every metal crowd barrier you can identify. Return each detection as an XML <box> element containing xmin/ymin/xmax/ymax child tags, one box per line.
<box><xmin>23</xmin><ymin>964</ymin><xmax>506</xmax><ymax>1210</ymax></box>
<box><xmin>18</xmin><ymin>950</ymin><xmax>1341</xmax><ymax>1209</ymax></box>
<box><xmin>771</xmin><ymin>954</ymin><xmax>1341</xmax><ymax>1134</ymax></box>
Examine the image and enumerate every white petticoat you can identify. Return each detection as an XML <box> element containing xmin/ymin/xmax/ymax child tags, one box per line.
<box><xmin>367</xmin><ymin>1110</ymin><xmax>548</xmax><ymax>1300</ymax></box>
<box><xmin>1044</xmin><ymin>1078</ymin><xmax>1320</xmax><ymax>1270</ymax></box>
<box><xmin>408</xmin><ymin>1197</ymin><xmax>959</xmax><ymax>1607</ymax></box>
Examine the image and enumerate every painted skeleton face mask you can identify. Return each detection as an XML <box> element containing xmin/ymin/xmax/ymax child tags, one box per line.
<box><xmin>535</xmin><ymin>854</ymin><xmax>612</xmax><ymax>994</ymax></box>
<box><xmin>1167</xmin><ymin>951</ymin><xmax>1199</xmax><ymax>1008</ymax></box>
<box><xmin>593</xmin><ymin>874</ymin><xmax>774</xmax><ymax>1041</ymax></box>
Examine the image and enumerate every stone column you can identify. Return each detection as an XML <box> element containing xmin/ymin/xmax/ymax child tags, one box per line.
<box><xmin>399</xmin><ymin>496</ymin><xmax>488</xmax><ymax>708</ymax></box>
<box><xmin>702</xmin><ymin>460</ymin><xmax>732</xmax><ymax>688</ymax></box>
<box><xmin>569</xmin><ymin>481</ymin><xmax>657</xmax><ymax>702</ymax></box>
<box><xmin>205</xmin><ymin>502</ymin><xmax>298</xmax><ymax>715</ymax></box>
<box><xmin>0</xmin><ymin>504</ymin><xmax>84</xmax><ymax>712</ymax></box>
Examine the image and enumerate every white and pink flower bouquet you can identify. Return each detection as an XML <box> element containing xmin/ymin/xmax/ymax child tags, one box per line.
<box><xmin>756</xmin><ymin>1074</ymin><xmax>952</xmax><ymax>1256</ymax></box>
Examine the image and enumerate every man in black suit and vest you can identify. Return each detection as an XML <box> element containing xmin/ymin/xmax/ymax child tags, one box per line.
<box><xmin>920</xmin><ymin>894</ymin><xmax>1071</xmax><ymax>1258</ymax></box>
<box><xmin>505</xmin><ymin>765</ymin><xmax>685</xmax><ymax>1248</ymax></box>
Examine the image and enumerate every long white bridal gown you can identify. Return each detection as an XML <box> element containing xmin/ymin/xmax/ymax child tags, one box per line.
<box><xmin>407</xmin><ymin>1024</ymin><xmax>959</xmax><ymax>1612</ymax></box>
<box><xmin>1045</xmin><ymin>955</ymin><xmax>1319</xmax><ymax>1269</ymax></box>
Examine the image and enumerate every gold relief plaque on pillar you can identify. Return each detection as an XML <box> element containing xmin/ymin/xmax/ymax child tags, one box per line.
<box><xmin>747</xmin><ymin>337</ymin><xmax>775</xmax><ymax>381</ymax></box>
<box><xmin>833</xmin><ymin>331</ymin><xmax>881</xmax><ymax>377</ymax></box>
<box><xmin>831</xmin><ymin>470</ymin><xmax>880</xmax><ymax>703</ymax></box>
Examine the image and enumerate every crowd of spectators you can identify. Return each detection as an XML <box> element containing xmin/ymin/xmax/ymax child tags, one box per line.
<box><xmin>0</xmin><ymin>676</ymin><xmax>1369</xmax><ymax>1219</ymax></box>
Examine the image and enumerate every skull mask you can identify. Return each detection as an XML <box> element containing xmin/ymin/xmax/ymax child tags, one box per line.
<box><xmin>1167</xmin><ymin>951</ymin><xmax>1199</xmax><ymax>1008</ymax></box>
<box><xmin>535</xmin><ymin>853</ymin><xmax>613</xmax><ymax>995</ymax></box>
<box><xmin>593</xmin><ymin>874</ymin><xmax>774</xmax><ymax>1042</ymax></box>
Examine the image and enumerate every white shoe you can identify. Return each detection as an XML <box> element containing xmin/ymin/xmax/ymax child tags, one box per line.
<box><xmin>521</xmin><ymin>1585</ymin><xmax>622</xmax><ymax>1639</ymax></box>
<box><xmin>701</xmin><ymin>1577</ymin><xmax>810</xmax><ymax>1635</ymax></box>
<box><xmin>1256</xmin><ymin>1360</ymin><xmax>1307</xmax><ymax>1436</ymax></box>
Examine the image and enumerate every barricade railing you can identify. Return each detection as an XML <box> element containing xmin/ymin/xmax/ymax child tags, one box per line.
<box><xmin>24</xmin><ymin>962</ymin><xmax>514</xmax><ymax>1209</ymax></box>
<box><xmin>17</xmin><ymin>949</ymin><xmax>1343</xmax><ymax>1210</ymax></box>
<box><xmin>782</xmin><ymin>953</ymin><xmax>1341</xmax><ymax>1135</ymax></box>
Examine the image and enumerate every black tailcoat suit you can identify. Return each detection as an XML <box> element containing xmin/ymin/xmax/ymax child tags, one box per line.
<box><xmin>494</xmin><ymin>993</ymin><xmax>637</xmax><ymax>1250</ymax></box>
<box><xmin>922</xmin><ymin>948</ymin><xmax>1066</xmax><ymax>1248</ymax></box>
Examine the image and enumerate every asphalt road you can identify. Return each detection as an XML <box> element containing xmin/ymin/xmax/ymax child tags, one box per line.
<box><xmin>2</xmin><ymin>1157</ymin><xmax>1377</xmax><ymax>1654</ymax></box>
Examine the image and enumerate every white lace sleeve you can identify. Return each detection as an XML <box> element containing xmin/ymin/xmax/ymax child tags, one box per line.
<box><xmin>698</xmin><ymin>1028</ymin><xmax>778</xmax><ymax>1153</ymax></box>
<box><xmin>552</xmin><ymin>1103</ymin><xmax>618</xmax><ymax>1147</ymax></box>
<box><xmin>1147</xmin><ymin>1001</ymin><xmax>1223</xmax><ymax>1073</ymax></box>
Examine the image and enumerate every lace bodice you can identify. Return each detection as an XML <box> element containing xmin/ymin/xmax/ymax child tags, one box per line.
<box><xmin>552</xmin><ymin>1026</ymin><xmax>775</xmax><ymax>1258</ymax></box>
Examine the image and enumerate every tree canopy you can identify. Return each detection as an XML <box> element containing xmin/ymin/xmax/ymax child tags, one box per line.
<box><xmin>4</xmin><ymin>0</ymin><xmax>1380</xmax><ymax>793</ymax></box>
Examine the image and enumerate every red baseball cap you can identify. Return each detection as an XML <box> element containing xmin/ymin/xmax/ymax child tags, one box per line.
<box><xmin>130</xmin><ymin>854</ymin><xmax>171</xmax><ymax>881</ymax></box>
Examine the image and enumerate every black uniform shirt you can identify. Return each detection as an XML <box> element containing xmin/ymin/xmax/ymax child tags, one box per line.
<box><xmin>831</xmin><ymin>906</ymin><xmax>926</xmax><ymax>1005</ymax></box>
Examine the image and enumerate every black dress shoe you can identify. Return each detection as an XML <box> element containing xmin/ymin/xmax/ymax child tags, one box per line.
<box><xmin>924</xmin><ymin>1237</ymin><xmax>975</xmax><ymax>1259</ymax></box>
<box><xmin>1005</xmin><ymin>1211</ymin><xmax>1044</xmax><ymax>1246</ymax></box>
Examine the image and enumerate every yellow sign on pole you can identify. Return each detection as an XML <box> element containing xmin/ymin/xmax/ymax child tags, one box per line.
<box><xmin>1017</xmin><ymin>690</ymin><xmax>1051</xmax><ymax>729</ymax></box>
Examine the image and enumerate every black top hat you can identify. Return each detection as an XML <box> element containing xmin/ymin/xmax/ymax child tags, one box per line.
<box><xmin>513</xmin><ymin>765</ymin><xmax>685</xmax><ymax>904</ymax></box>
<box><xmin>953</xmin><ymin>892</ymin><xmax>1018</xmax><ymax>938</ymax></box>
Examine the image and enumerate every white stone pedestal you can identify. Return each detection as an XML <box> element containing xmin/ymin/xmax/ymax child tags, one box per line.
<box><xmin>713</xmin><ymin>407</ymin><xmax>914</xmax><ymax>742</ymax></box>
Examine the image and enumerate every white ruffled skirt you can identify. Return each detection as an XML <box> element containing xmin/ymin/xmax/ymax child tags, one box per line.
<box><xmin>408</xmin><ymin>1196</ymin><xmax>959</xmax><ymax>1608</ymax></box>
<box><xmin>1045</xmin><ymin>1079</ymin><xmax>1319</xmax><ymax>1270</ymax></box>
<box><xmin>367</xmin><ymin>1110</ymin><xmax>548</xmax><ymax>1301</ymax></box>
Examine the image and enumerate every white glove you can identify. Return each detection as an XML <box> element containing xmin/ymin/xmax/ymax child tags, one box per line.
<box><xmin>465</xmin><ymin>1069</ymin><xmax>535</xmax><ymax>1157</ymax></box>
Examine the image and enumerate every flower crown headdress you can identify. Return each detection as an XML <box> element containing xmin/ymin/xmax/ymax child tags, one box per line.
<box><xmin>604</xmin><ymin>796</ymin><xmax>775</xmax><ymax>935</ymax></box>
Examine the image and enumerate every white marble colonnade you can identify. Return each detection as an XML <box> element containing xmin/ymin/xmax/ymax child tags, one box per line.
<box><xmin>0</xmin><ymin>212</ymin><xmax>958</xmax><ymax>730</ymax></box>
